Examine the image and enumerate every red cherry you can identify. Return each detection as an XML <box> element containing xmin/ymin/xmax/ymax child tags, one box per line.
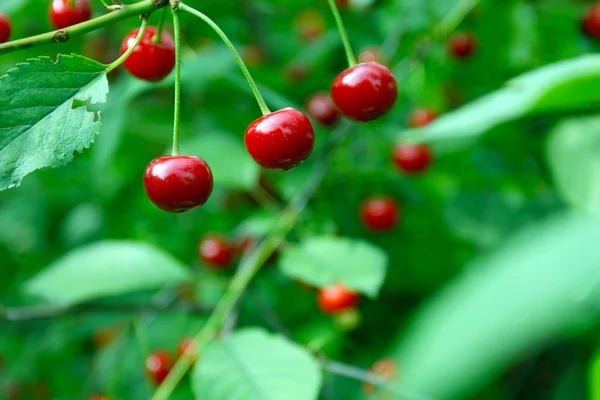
<box><xmin>120</xmin><ymin>27</ymin><xmax>175</xmax><ymax>82</ymax></box>
<box><xmin>407</xmin><ymin>108</ymin><xmax>438</xmax><ymax>128</ymax></box>
<box><xmin>448</xmin><ymin>32</ymin><xmax>476</xmax><ymax>59</ymax></box>
<box><xmin>306</xmin><ymin>92</ymin><xmax>340</xmax><ymax>126</ymax></box>
<box><xmin>582</xmin><ymin>4</ymin><xmax>600</xmax><ymax>38</ymax></box>
<box><xmin>331</xmin><ymin>62</ymin><xmax>398</xmax><ymax>122</ymax></box>
<box><xmin>335</xmin><ymin>0</ymin><xmax>349</xmax><ymax>6</ymax></box>
<box><xmin>392</xmin><ymin>144</ymin><xmax>433</xmax><ymax>174</ymax></box>
<box><xmin>361</xmin><ymin>197</ymin><xmax>400</xmax><ymax>232</ymax></box>
<box><xmin>143</xmin><ymin>156</ymin><xmax>213</xmax><ymax>213</ymax></box>
<box><xmin>145</xmin><ymin>351</ymin><xmax>173</xmax><ymax>386</ymax></box>
<box><xmin>363</xmin><ymin>359</ymin><xmax>397</xmax><ymax>394</ymax></box>
<box><xmin>0</xmin><ymin>13</ymin><xmax>11</xmax><ymax>43</ymax></box>
<box><xmin>198</xmin><ymin>235</ymin><xmax>234</xmax><ymax>268</ymax></box>
<box><xmin>245</xmin><ymin>108</ymin><xmax>315</xmax><ymax>171</ymax></box>
<box><xmin>317</xmin><ymin>284</ymin><xmax>359</xmax><ymax>315</ymax></box>
<box><xmin>49</xmin><ymin>0</ymin><xmax>91</xmax><ymax>30</ymax></box>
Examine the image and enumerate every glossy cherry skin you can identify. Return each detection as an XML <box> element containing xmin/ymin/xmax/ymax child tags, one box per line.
<box><xmin>363</xmin><ymin>359</ymin><xmax>397</xmax><ymax>394</ymax></box>
<box><xmin>145</xmin><ymin>351</ymin><xmax>173</xmax><ymax>386</ymax></box>
<box><xmin>318</xmin><ymin>284</ymin><xmax>359</xmax><ymax>315</ymax></box>
<box><xmin>582</xmin><ymin>5</ymin><xmax>600</xmax><ymax>38</ymax></box>
<box><xmin>392</xmin><ymin>144</ymin><xmax>433</xmax><ymax>174</ymax></box>
<box><xmin>331</xmin><ymin>62</ymin><xmax>398</xmax><ymax>122</ymax></box>
<box><xmin>0</xmin><ymin>13</ymin><xmax>11</xmax><ymax>43</ymax></box>
<box><xmin>120</xmin><ymin>27</ymin><xmax>175</xmax><ymax>82</ymax></box>
<box><xmin>448</xmin><ymin>32</ymin><xmax>476</xmax><ymax>59</ymax></box>
<box><xmin>407</xmin><ymin>108</ymin><xmax>438</xmax><ymax>128</ymax></box>
<box><xmin>361</xmin><ymin>197</ymin><xmax>400</xmax><ymax>232</ymax></box>
<box><xmin>49</xmin><ymin>0</ymin><xmax>92</xmax><ymax>30</ymax></box>
<box><xmin>245</xmin><ymin>108</ymin><xmax>315</xmax><ymax>171</ymax></box>
<box><xmin>306</xmin><ymin>92</ymin><xmax>340</xmax><ymax>126</ymax></box>
<box><xmin>143</xmin><ymin>156</ymin><xmax>213</xmax><ymax>213</ymax></box>
<box><xmin>198</xmin><ymin>235</ymin><xmax>234</xmax><ymax>268</ymax></box>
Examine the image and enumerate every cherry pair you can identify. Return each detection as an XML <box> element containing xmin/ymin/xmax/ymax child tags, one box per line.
<box><xmin>145</xmin><ymin>338</ymin><xmax>195</xmax><ymax>386</ymax></box>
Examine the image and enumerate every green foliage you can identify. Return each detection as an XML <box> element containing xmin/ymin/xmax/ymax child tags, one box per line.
<box><xmin>392</xmin><ymin>212</ymin><xmax>600</xmax><ymax>399</ymax></box>
<box><xmin>192</xmin><ymin>329</ymin><xmax>322</xmax><ymax>400</ymax></box>
<box><xmin>279</xmin><ymin>236</ymin><xmax>387</xmax><ymax>297</ymax></box>
<box><xmin>26</xmin><ymin>240</ymin><xmax>190</xmax><ymax>305</ymax></box>
<box><xmin>0</xmin><ymin>54</ymin><xmax>108</xmax><ymax>190</ymax></box>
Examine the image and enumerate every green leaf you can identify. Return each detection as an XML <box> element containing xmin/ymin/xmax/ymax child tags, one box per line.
<box><xmin>192</xmin><ymin>328</ymin><xmax>322</xmax><ymax>400</ymax></box>
<box><xmin>25</xmin><ymin>240</ymin><xmax>190</xmax><ymax>305</ymax></box>
<box><xmin>391</xmin><ymin>212</ymin><xmax>600</xmax><ymax>400</ymax></box>
<box><xmin>547</xmin><ymin>115</ymin><xmax>600</xmax><ymax>215</ymax></box>
<box><xmin>402</xmin><ymin>56</ymin><xmax>600</xmax><ymax>145</ymax></box>
<box><xmin>278</xmin><ymin>236</ymin><xmax>388</xmax><ymax>298</ymax></box>
<box><xmin>0</xmin><ymin>54</ymin><xmax>108</xmax><ymax>191</ymax></box>
<box><xmin>181</xmin><ymin>131</ymin><xmax>259</xmax><ymax>190</ymax></box>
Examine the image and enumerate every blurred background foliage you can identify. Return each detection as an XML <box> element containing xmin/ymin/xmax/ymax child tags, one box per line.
<box><xmin>2</xmin><ymin>0</ymin><xmax>600</xmax><ymax>399</ymax></box>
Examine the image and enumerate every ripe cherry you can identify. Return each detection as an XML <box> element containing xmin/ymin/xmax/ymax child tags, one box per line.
<box><xmin>49</xmin><ymin>0</ymin><xmax>92</xmax><ymax>30</ymax></box>
<box><xmin>448</xmin><ymin>32</ymin><xmax>476</xmax><ymax>59</ymax></box>
<box><xmin>245</xmin><ymin>108</ymin><xmax>315</xmax><ymax>171</ymax></box>
<box><xmin>582</xmin><ymin>4</ymin><xmax>600</xmax><ymax>38</ymax></box>
<box><xmin>392</xmin><ymin>144</ymin><xmax>433</xmax><ymax>174</ymax></box>
<box><xmin>198</xmin><ymin>235</ymin><xmax>234</xmax><ymax>268</ymax></box>
<box><xmin>306</xmin><ymin>92</ymin><xmax>340</xmax><ymax>126</ymax></box>
<box><xmin>407</xmin><ymin>108</ymin><xmax>438</xmax><ymax>128</ymax></box>
<box><xmin>143</xmin><ymin>156</ymin><xmax>213</xmax><ymax>213</ymax></box>
<box><xmin>318</xmin><ymin>284</ymin><xmax>359</xmax><ymax>315</ymax></box>
<box><xmin>120</xmin><ymin>27</ymin><xmax>175</xmax><ymax>82</ymax></box>
<box><xmin>331</xmin><ymin>62</ymin><xmax>398</xmax><ymax>122</ymax></box>
<box><xmin>363</xmin><ymin>359</ymin><xmax>397</xmax><ymax>394</ymax></box>
<box><xmin>361</xmin><ymin>196</ymin><xmax>400</xmax><ymax>232</ymax></box>
<box><xmin>0</xmin><ymin>13</ymin><xmax>11</xmax><ymax>43</ymax></box>
<box><xmin>145</xmin><ymin>351</ymin><xmax>173</xmax><ymax>386</ymax></box>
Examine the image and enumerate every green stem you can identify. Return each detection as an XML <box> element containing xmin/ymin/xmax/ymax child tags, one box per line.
<box><xmin>179</xmin><ymin>3</ymin><xmax>271</xmax><ymax>116</ymax></box>
<box><xmin>435</xmin><ymin>0</ymin><xmax>480</xmax><ymax>37</ymax></box>
<box><xmin>0</xmin><ymin>0</ymin><xmax>170</xmax><ymax>55</ymax></box>
<box><xmin>326</xmin><ymin>0</ymin><xmax>356</xmax><ymax>67</ymax></box>
<box><xmin>151</xmin><ymin>211</ymin><xmax>297</xmax><ymax>400</ymax></box>
<box><xmin>171</xmin><ymin>7</ymin><xmax>181</xmax><ymax>156</ymax></box>
<box><xmin>106</xmin><ymin>17</ymin><xmax>148</xmax><ymax>73</ymax></box>
<box><xmin>152</xmin><ymin>7</ymin><xmax>168</xmax><ymax>44</ymax></box>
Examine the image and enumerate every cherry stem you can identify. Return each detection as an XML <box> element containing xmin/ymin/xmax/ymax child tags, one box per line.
<box><xmin>179</xmin><ymin>3</ymin><xmax>271</xmax><ymax>116</ymax></box>
<box><xmin>105</xmin><ymin>17</ymin><xmax>148</xmax><ymax>73</ymax></box>
<box><xmin>326</xmin><ymin>0</ymin><xmax>357</xmax><ymax>67</ymax></box>
<box><xmin>0</xmin><ymin>0</ymin><xmax>171</xmax><ymax>55</ymax></box>
<box><xmin>152</xmin><ymin>7</ymin><xmax>167</xmax><ymax>44</ymax></box>
<box><xmin>171</xmin><ymin>7</ymin><xmax>182</xmax><ymax>156</ymax></box>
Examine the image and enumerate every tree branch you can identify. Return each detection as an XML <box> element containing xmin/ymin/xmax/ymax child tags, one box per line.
<box><xmin>0</xmin><ymin>0</ymin><xmax>171</xmax><ymax>55</ymax></box>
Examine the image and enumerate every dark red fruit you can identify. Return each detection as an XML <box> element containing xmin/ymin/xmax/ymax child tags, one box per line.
<box><xmin>335</xmin><ymin>0</ymin><xmax>349</xmax><ymax>6</ymax></box>
<box><xmin>407</xmin><ymin>108</ymin><xmax>438</xmax><ymax>128</ymax></box>
<box><xmin>198</xmin><ymin>235</ymin><xmax>234</xmax><ymax>268</ymax></box>
<box><xmin>0</xmin><ymin>13</ymin><xmax>11</xmax><ymax>43</ymax></box>
<box><xmin>49</xmin><ymin>0</ymin><xmax>91</xmax><ymax>30</ymax></box>
<box><xmin>448</xmin><ymin>32</ymin><xmax>476</xmax><ymax>59</ymax></box>
<box><xmin>361</xmin><ymin>197</ymin><xmax>400</xmax><ymax>232</ymax></box>
<box><xmin>582</xmin><ymin>4</ymin><xmax>600</xmax><ymax>38</ymax></box>
<box><xmin>331</xmin><ymin>62</ymin><xmax>398</xmax><ymax>122</ymax></box>
<box><xmin>306</xmin><ymin>92</ymin><xmax>340</xmax><ymax>126</ymax></box>
<box><xmin>245</xmin><ymin>108</ymin><xmax>315</xmax><ymax>171</ymax></box>
<box><xmin>143</xmin><ymin>156</ymin><xmax>213</xmax><ymax>213</ymax></box>
<box><xmin>146</xmin><ymin>351</ymin><xmax>173</xmax><ymax>386</ymax></box>
<box><xmin>363</xmin><ymin>359</ymin><xmax>397</xmax><ymax>394</ymax></box>
<box><xmin>318</xmin><ymin>284</ymin><xmax>359</xmax><ymax>315</ymax></box>
<box><xmin>120</xmin><ymin>27</ymin><xmax>175</xmax><ymax>82</ymax></box>
<box><xmin>392</xmin><ymin>144</ymin><xmax>433</xmax><ymax>174</ymax></box>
